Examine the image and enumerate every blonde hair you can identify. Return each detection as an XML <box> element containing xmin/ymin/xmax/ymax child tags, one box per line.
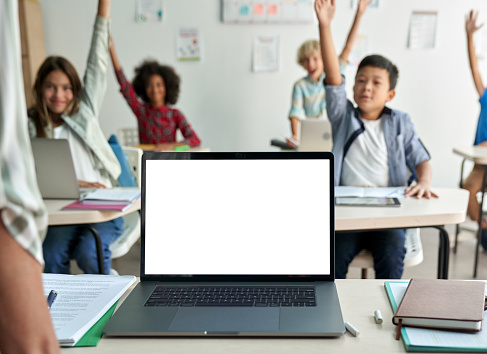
<box><xmin>297</xmin><ymin>39</ymin><xmax>321</xmax><ymax>67</ymax></box>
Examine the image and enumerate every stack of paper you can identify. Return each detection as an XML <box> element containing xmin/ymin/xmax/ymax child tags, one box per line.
<box><xmin>43</xmin><ymin>273</ymin><xmax>136</xmax><ymax>347</ymax></box>
<box><xmin>63</xmin><ymin>188</ymin><xmax>141</xmax><ymax>211</ymax></box>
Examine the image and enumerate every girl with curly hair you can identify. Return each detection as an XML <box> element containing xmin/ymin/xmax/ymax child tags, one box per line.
<box><xmin>109</xmin><ymin>38</ymin><xmax>201</xmax><ymax>151</ymax></box>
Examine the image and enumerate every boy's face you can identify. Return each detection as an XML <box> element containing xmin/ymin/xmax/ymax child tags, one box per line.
<box><xmin>353</xmin><ymin>66</ymin><xmax>395</xmax><ymax>118</ymax></box>
<box><xmin>302</xmin><ymin>51</ymin><xmax>323</xmax><ymax>82</ymax></box>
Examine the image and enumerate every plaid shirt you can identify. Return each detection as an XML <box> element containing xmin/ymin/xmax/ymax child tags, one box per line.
<box><xmin>115</xmin><ymin>69</ymin><xmax>201</xmax><ymax>146</ymax></box>
<box><xmin>1</xmin><ymin>0</ymin><xmax>47</xmax><ymax>265</ymax></box>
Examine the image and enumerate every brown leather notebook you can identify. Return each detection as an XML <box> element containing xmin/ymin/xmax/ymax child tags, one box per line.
<box><xmin>393</xmin><ymin>278</ymin><xmax>486</xmax><ymax>340</ymax></box>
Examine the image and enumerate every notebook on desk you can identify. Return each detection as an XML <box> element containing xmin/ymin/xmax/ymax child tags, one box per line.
<box><xmin>103</xmin><ymin>151</ymin><xmax>345</xmax><ymax>337</ymax></box>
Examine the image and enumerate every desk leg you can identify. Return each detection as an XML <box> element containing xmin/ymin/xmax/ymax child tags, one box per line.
<box><xmin>473</xmin><ymin>167</ymin><xmax>487</xmax><ymax>278</ymax></box>
<box><xmin>86</xmin><ymin>225</ymin><xmax>105</xmax><ymax>275</ymax></box>
<box><xmin>431</xmin><ymin>226</ymin><xmax>449</xmax><ymax>279</ymax></box>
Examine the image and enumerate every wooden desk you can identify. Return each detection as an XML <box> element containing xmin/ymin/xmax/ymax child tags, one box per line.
<box><xmin>453</xmin><ymin>146</ymin><xmax>487</xmax><ymax>277</ymax></box>
<box><xmin>45</xmin><ymin>199</ymin><xmax>141</xmax><ymax>274</ymax></box>
<box><xmin>336</xmin><ymin>188</ymin><xmax>468</xmax><ymax>279</ymax></box>
<box><xmin>60</xmin><ymin>279</ymin><xmax>407</xmax><ymax>354</ymax></box>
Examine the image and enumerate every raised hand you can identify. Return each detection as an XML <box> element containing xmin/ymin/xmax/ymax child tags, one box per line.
<box><xmin>314</xmin><ymin>0</ymin><xmax>336</xmax><ymax>27</ymax></box>
<box><xmin>466</xmin><ymin>10</ymin><xmax>484</xmax><ymax>36</ymax></box>
<box><xmin>357</xmin><ymin>0</ymin><xmax>372</xmax><ymax>16</ymax></box>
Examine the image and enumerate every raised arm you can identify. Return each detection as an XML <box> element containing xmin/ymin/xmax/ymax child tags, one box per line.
<box><xmin>315</xmin><ymin>0</ymin><xmax>342</xmax><ymax>86</ymax></box>
<box><xmin>466</xmin><ymin>10</ymin><xmax>485</xmax><ymax>98</ymax></box>
<box><xmin>109</xmin><ymin>37</ymin><xmax>122</xmax><ymax>72</ymax></box>
<box><xmin>339</xmin><ymin>0</ymin><xmax>370</xmax><ymax>63</ymax></box>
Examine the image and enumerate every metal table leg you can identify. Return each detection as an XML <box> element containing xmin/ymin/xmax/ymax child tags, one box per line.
<box><xmin>86</xmin><ymin>225</ymin><xmax>105</xmax><ymax>275</ymax></box>
<box><xmin>431</xmin><ymin>226</ymin><xmax>449</xmax><ymax>279</ymax></box>
<box><xmin>473</xmin><ymin>166</ymin><xmax>487</xmax><ymax>278</ymax></box>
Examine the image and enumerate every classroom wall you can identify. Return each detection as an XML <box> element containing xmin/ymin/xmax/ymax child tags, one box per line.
<box><xmin>38</xmin><ymin>0</ymin><xmax>487</xmax><ymax>188</ymax></box>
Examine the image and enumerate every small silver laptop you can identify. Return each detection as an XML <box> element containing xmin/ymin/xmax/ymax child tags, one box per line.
<box><xmin>30</xmin><ymin>139</ymin><xmax>80</xmax><ymax>199</ymax></box>
<box><xmin>298</xmin><ymin>119</ymin><xmax>333</xmax><ymax>152</ymax></box>
<box><xmin>103</xmin><ymin>151</ymin><xmax>344</xmax><ymax>337</ymax></box>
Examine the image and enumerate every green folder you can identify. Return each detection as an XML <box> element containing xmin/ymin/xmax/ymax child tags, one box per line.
<box><xmin>70</xmin><ymin>301</ymin><xmax>118</xmax><ymax>347</ymax></box>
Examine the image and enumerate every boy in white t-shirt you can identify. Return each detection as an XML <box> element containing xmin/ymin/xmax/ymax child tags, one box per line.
<box><xmin>315</xmin><ymin>0</ymin><xmax>436</xmax><ymax>279</ymax></box>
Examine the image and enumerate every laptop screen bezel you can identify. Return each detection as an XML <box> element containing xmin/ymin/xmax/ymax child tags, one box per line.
<box><xmin>140</xmin><ymin>151</ymin><xmax>335</xmax><ymax>282</ymax></box>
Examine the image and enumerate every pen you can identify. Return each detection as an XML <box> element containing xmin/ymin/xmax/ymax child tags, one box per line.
<box><xmin>47</xmin><ymin>290</ymin><xmax>57</xmax><ymax>310</ymax></box>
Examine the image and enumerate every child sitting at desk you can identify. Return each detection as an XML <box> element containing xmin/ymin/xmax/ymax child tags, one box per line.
<box><xmin>287</xmin><ymin>0</ymin><xmax>370</xmax><ymax>148</ymax></box>
<box><xmin>463</xmin><ymin>10</ymin><xmax>487</xmax><ymax>250</ymax></box>
<box><xmin>109</xmin><ymin>38</ymin><xmax>201</xmax><ymax>152</ymax></box>
<box><xmin>315</xmin><ymin>0</ymin><xmax>437</xmax><ymax>279</ymax></box>
<box><xmin>27</xmin><ymin>0</ymin><xmax>123</xmax><ymax>275</ymax></box>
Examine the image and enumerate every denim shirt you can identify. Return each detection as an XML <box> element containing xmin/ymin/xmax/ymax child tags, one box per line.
<box><xmin>325</xmin><ymin>80</ymin><xmax>430</xmax><ymax>187</ymax></box>
<box><xmin>28</xmin><ymin>16</ymin><xmax>121</xmax><ymax>182</ymax></box>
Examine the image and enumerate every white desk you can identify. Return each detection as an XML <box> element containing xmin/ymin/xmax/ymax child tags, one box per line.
<box><xmin>453</xmin><ymin>146</ymin><xmax>487</xmax><ymax>277</ymax></box>
<box><xmin>59</xmin><ymin>279</ymin><xmax>408</xmax><ymax>354</ymax></box>
<box><xmin>336</xmin><ymin>188</ymin><xmax>468</xmax><ymax>279</ymax></box>
<box><xmin>45</xmin><ymin>199</ymin><xmax>141</xmax><ymax>274</ymax></box>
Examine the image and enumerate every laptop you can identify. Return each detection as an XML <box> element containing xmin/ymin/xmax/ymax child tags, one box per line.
<box><xmin>104</xmin><ymin>151</ymin><xmax>344</xmax><ymax>337</ymax></box>
<box><xmin>30</xmin><ymin>139</ymin><xmax>80</xmax><ymax>199</ymax></box>
<box><xmin>298</xmin><ymin>119</ymin><xmax>333</xmax><ymax>152</ymax></box>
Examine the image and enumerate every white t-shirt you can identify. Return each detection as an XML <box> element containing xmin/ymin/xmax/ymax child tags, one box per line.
<box><xmin>340</xmin><ymin>118</ymin><xmax>389</xmax><ymax>187</ymax></box>
<box><xmin>53</xmin><ymin>123</ymin><xmax>112</xmax><ymax>188</ymax></box>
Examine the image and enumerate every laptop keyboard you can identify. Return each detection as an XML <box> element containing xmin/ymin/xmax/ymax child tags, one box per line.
<box><xmin>144</xmin><ymin>286</ymin><xmax>317</xmax><ymax>307</ymax></box>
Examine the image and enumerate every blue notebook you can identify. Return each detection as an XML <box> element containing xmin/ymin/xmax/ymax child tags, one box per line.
<box><xmin>385</xmin><ymin>281</ymin><xmax>487</xmax><ymax>352</ymax></box>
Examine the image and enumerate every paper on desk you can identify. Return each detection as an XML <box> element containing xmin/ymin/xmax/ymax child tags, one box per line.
<box><xmin>81</xmin><ymin>188</ymin><xmax>141</xmax><ymax>202</ymax></box>
<box><xmin>43</xmin><ymin>274</ymin><xmax>136</xmax><ymax>346</ymax></box>
<box><xmin>335</xmin><ymin>186</ymin><xmax>405</xmax><ymax>198</ymax></box>
<box><xmin>386</xmin><ymin>281</ymin><xmax>487</xmax><ymax>351</ymax></box>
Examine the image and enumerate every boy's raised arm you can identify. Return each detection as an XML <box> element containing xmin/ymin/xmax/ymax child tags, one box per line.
<box><xmin>466</xmin><ymin>10</ymin><xmax>485</xmax><ymax>98</ymax></box>
<box><xmin>315</xmin><ymin>0</ymin><xmax>342</xmax><ymax>86</ymax></box>
<box><xmin>109</xmin><ymin>37</ymin><xmax>122</xmax><ymax>72</ymax></box>
<box><xmin>339</xmin><ymin>0</ymin><xmax>370</xmax><ymax>64</ymax></box>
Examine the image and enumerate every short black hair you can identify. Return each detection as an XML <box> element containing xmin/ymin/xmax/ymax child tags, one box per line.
<box><xmin>357</xmin><ymin>55</ymin><xmax>399</xmax><ymax>90</ymax></box>
<box><xmin>132</xmin><ymin>60</ymin><xmax>180</xmax><ymax>105</ymax></box>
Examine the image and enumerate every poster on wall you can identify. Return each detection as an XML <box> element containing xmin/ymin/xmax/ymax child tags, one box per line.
<box><xmin>349</xmin><ymin>34</ymin><xmax>368</xmax><ymax>66</ymax></box>
<box><xmin>252</xmin><ymin>36</ymin><xmax>279</xmax><ymax>72</ymax></box>
<box><xmin>136</xmin><ymin>0</ymin><xmax>163</xmax><ymax>23</ymax></box>
<box><xmin>408</xmin><ymin>11</ymin><xmax>438</xmax><ymax>50</ymax></box>
<box><xmin>351</xmin><ymin>0</ymin><xmax>379</xmax><ymax>9</ymax></box>
<box><xmin>222</xmin><ymin>0</ymin><xmax>314</xmax><ymax>24</ymax></box>
<box><xmin>177</xmin><ymin>28</ymin><xmax>201</xmax><ymax>62</ymax></box>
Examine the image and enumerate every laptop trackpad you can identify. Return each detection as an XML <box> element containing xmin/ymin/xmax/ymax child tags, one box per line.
<box><xmin>169</xmin><ymin>307</ymin><xmax>280</xmax><ymax>332</ymax></box>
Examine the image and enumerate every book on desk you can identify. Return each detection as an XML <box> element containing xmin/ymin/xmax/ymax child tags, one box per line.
<box><xmin>43</xmin><ymin>273</ymin><xmax>135</xmax><ymax>347</ymax></box>
<box><xmin>385</xmin><ymin>280</ymin><xmax>487</xmax><ymax>352</ymax></box>
<box><xmin>62</xmin><ymin>188</ymin><xmax>141</xmax><ymax>212</ymax></box>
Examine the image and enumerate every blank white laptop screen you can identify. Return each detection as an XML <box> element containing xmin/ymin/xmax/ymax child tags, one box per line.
<box><xmin>144</xmin><ymin>159</ymin><xmax>331</xmax><ymax>275</ymax></box>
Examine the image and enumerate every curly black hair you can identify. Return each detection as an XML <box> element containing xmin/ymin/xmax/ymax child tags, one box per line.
<box><xmin>132</xmin><ymin>60</ymin><xmax>180</xmax><ymax>105</ymax></box>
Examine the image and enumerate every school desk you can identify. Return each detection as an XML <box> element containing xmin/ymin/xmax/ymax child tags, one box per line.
<box><xmin>45</xmin><ymin>199</ymin><xmax>141</xmax><ymax>274</ymax></box>
<box><xmin>336</xmin><ymin>187</ymin><xmax>468</xmax><ymax>279</ymax></box>
<box><xmin>453</xmin><ymin>145</ymin><xmax>487</xmax><ymax>277</ymax></box>
<box><xmin>58</xmin><ymin>279</ymin><xmax>410</xmax><ymax>353</ymax></box>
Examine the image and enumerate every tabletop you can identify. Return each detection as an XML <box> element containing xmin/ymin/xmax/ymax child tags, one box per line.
<box><xmin>60</xmin><ymin>279</ymin><xmax>408</xmax><ymax>354</ymax></box>
<box><xmin>335</xmin><ymin>187</ymin><xmax>468</xmax><ymax>231</ymax></box>
<box><xmin>453</xmin><ymin>145</ymin><xmax>487</xmax><ymax>164</ymax></box>
<box><xmin>45</xmin><ymin>199</ymin><xmax>141</xmax><ymax>226</ymax></box>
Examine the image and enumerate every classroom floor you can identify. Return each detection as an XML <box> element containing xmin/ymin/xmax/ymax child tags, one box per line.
<box><xmin>72</xmin><ymin>222</ymin><xmax>487</xmax><ymax>280</ymax></box>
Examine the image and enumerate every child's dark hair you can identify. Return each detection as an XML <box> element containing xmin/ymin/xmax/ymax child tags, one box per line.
<box><xmin>132</xmin><ymin>60</ymin><xmax>180</xmax><ymax>105</ymax></box>
<box><xmin>357</xmin><ymin>55</ymin><xmax>399</xmax><ymax>90</ymax></box>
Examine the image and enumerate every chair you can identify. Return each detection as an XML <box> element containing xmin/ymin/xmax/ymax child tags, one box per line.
<box><xmin>117</xmin><ymin>127</ymin><xmax>139</xmax><ymax>146</ymax></box>
<box><xmin>109</xmin><ymin>146</ymin><xmax>143</xmax><ymax>271</ymax></box>
<box><xmin>349</xmin><ymin>228</ymin><xmax>424</xmax><ymax>279</ymax></box>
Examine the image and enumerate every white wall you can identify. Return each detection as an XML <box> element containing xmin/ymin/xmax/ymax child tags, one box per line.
<box><xmin>38</xmin><ymin>0</ymin><xmax>487</xmax><ymax>187</ymax></box>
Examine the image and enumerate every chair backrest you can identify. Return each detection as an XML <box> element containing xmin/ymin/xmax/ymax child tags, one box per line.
<box><xmin>121</xmin><ymin>146</ymin><xmax>143</xmax><ymax>187</ymax></box>
<box><xmin>117</xmin><ymin>127</ymin><xmax>139</xmax><ymax>146</ymax></box>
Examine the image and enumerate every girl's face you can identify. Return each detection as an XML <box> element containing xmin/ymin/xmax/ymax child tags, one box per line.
<box><xmin>42</xmin><ymin>70</ymin><xmax>74</xmax><ymax>116</ymax></box>
<box><xmin>146</xmin><ymin>74</ymin><xmax>166</xmax><ymax>107</ymax></box>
